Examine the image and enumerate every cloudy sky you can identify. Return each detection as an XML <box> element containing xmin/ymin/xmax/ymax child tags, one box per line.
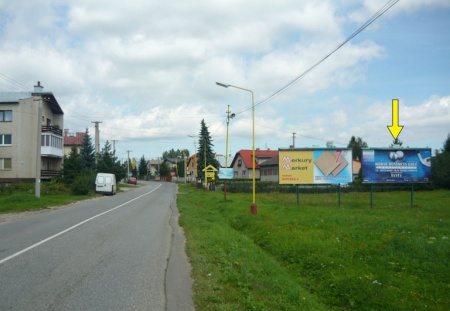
<box><xmin>1</xmin><ymin>0</ymin><xmax>449</xmax><ymax>162</ymax></box>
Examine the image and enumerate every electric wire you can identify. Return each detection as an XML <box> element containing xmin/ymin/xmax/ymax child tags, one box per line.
<box><xmin>236</xmin><ymin>0</ymin><xmax>399</xmax><ymax>115</ymax></box>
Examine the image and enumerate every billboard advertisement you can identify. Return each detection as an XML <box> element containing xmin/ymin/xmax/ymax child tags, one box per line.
<box><xmin>362</xmin><ymin>148</ymin><xmax>431</xmax><ymax>183</ymax></box>
<box><xmin>279</xmin><ymin>149</ymin><xmax>353</xmax><ymax>184</ymax></box>
<box><xmin>218</xmin><ymin>168</ymin><xmax>234</xmax><ymax>179</ymax></box>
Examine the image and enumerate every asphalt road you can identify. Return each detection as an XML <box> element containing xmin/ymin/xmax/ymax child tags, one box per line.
<box><xmin>0</xmin><ymin>181</ymin><xmax>194</xmax><ymax>311</ymax></box>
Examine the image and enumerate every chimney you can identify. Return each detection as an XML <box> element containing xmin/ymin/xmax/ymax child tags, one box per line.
<box><xmin>34</xmin><ymin>81</ymin><xmax>44</xmax><ymax>93</ymax></box>
<box><xmin>64</xmin><ymin>129</ymin><xmax>69</xmax><ymax>137</ymax></box>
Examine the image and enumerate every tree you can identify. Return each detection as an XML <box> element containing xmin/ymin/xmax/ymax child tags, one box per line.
<box><xmin>389</xmin><ymin>138</ymin><xmax>404</xmax><ymax>148</ymax></box>
<box><xmin>197</xmin><ymin>119</ymin><xmax>220</xmax><ymax>180</ymax></box>
<box><xmin>347</xmin><ymin>136</ymin><xmax>368</xmax><ymax>160</ymax></box>
<box><xmin>97</xmin><ymin>140</ymin><xmax>127</xmax><ymax>182</ymax></box>
<box><xmin>61</xmin><ymin>146</ymin><xmax>84</xmax><ymax>184</ymax></box>
<box><xmin>80</xmin><ymin>128</ymin><xmax>96</xmax><ymax>171</ymax></box>
<box><xmin>159</xmin><ymin>161</ymin><xmax>170</xmax><ymax>177</ymax></box>
<box><xmin>326</xmin><ymin>140</ymin><xmax>335</xmax><ymax>148</ymax></box>
<box><xmin>162</xmin><ymin>148</ymin><xmax>189</xmax><ymax>160</ymax></box>
<box><xmin>431</xmin><ymin>134</ymin><xmax>450</xmax><ymax>189</ymax></box>
<box><xmin>138</xmin><ymin>155</ymin><xmax>147</xmax><ymax>179</ymax></box>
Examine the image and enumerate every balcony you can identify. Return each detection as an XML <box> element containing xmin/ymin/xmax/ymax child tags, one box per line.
<box><xmin>41</xmin><ymin>133</ymin><xmax>63</xmax><ymax>158</ymax></box>
<box><xmin>41</xmin><ymin>170</ymin><xmax>60</xmax><ymax>179</ymax></box>
<box><xmin>42</xmin><ymin>125</ymin><xmax>63</xmax><ymax>136</ymax></box>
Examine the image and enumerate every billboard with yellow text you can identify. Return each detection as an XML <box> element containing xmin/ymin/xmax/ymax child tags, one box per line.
<box><xmin>279</xmin><ymin>149</ymin><xmax>353</xmax><ymax>184</ymax></box>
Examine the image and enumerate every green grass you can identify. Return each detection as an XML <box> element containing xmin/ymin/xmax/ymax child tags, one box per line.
<box><xmin>177</xmin><ymin>184</ymin><xmax>450</xmax><ymax>310</ymax></box>
<box><xmin>0</xmin><ymin>192</ymin><xmax>92</xmax><ymax>213</ymax></box>
<box><xmin>0</xmin><ymin>182</ymin><xmax>96</xmax><ymax>213</ymax></box>
<box><xmin>0</xmin><ymin>182</ymin><xmax>132</xmax><ymax>214</ymax></box>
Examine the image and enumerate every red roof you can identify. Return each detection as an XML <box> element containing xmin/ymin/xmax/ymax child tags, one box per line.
<box><xmin>231</xmin><ymin>149</ymin><xmax>278</xmax><ymax>169</ymax></box>
<box><xmin>64</xmin><ymin>132</ymin><xmax>85</xmax><ymax>146</ymax></box>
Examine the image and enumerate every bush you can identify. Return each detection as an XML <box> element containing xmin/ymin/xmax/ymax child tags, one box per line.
<box><xmin>71</xmin><ymin>173</ymin><xmax>95</xmax><ymax>195</ymax></box>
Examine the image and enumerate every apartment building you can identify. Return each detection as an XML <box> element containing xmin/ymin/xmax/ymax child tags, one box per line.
<box><xmin>0</xmin><ymin>82</ymin><xmax>64</xmax><ymax>183</ymax></box>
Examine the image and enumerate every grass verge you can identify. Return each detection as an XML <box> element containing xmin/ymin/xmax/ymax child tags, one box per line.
<box><xmin>177</xmin><ymin>184</ymin><xmax>450</xmax><ymax>310</ymax></box>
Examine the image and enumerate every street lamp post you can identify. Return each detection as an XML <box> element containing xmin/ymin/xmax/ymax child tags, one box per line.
<box><xmin>216</xmin><ymin>82</ymin><xmax>257</xmax><ymax>215</ymax></box>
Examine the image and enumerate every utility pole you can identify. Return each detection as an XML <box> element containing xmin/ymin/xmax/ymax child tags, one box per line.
<box><xmin>224</xmin><ymin>105</ymin><xmax>235</xmax><ymax>200</ymax></box>
<box><xmin>127</xmin><ymin>150</ymin><xmax>131</xmax><ymax>179</ymax></box>
<box><xmin>92</xmin><ymin>121</ymin><xmax>102</xmax><ymax>164</ymax></box>
<box><xmin>112</xmin><ymin>140</ymin><xmax>118</xmax><ymax>154</ymax></box>
<box><xmin>34</xmin><ymin>96</ymin><xmax>43</xmax><ymax>198</ymax></box>
<box><xmin>292</xmin><ymin>132</ymin><xmax>296</xmax><ymax>148</ymax></box>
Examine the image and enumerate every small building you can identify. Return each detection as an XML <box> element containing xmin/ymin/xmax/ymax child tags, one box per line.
<box><xmin>0</xmin><ymin>82</ymin><xmax>64</xmax><ymax>183</ymax></box>
<box><xmin>147</xmin><ymin>159</ymin><xmax>164</xmax><ymax>178</ymax></box>
<box><xmin>229</xmin><ymin>149</ymin><xmax>278</xmax><ymax>180</ymax></box>
<box><xmin>259</xmin><ymin>155</ymin><xmax>279</xmax><ymax>182</ymax></box>
<box><xmin>63</xmin><ymin>130</ymin><xmax>85</xmax><ymax>157</ymax></box>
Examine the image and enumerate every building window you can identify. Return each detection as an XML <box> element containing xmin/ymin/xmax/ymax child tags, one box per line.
<box><xmin>0</xmin><ymin>134</ymin><xmax>12</xmax><ymax>145</ymax></box>
<box><xmin>0</xmin><ymin>158</ymin><xmax>12</xmax><ymax>170</ymax></box>
<box><xmin>242</xmin><ymin>170</ymin><xmax>246</xmax><ymax>177</ymax></box>
<box><xmin>0</xmin><ymin>110</ymin><xmax>12</xmax><ymax>122</ymax></box>
<box><xmin>234</xmin><ymin>171</ymin><xmax>238</xmax><ymax>177</ymax></box>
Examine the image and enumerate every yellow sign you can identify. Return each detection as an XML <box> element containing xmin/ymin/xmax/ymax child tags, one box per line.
<box><xmin>279</xmin><ymin>150</ymin><xmax>314</xmax><ymax>184</ymax></box>
<box><xmin>203</xmin><ymin>165</ymin><xmax>217</xmax><ymax>182</ymax></box>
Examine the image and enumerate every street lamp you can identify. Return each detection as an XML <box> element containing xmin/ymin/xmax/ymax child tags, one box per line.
<box><xmin>216</xmin><ymin>82</ymin><xmax>257</xmax><ymax>215</ymax></box>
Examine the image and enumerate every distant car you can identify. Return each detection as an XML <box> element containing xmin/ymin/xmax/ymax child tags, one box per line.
<box><xmin>128</xmin><ymin>177</ymin><xmax>137</xmax><ymax>185</ymax></box>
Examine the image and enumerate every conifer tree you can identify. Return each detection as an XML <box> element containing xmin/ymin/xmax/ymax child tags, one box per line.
<box><xmin>97</xmin><ymin>140</ymin><xmax>127</xmax><ymax>181</ymax></box>
<box><xmin>80</xmin><ymin>128</ymin><xmax>96</xmax><ymax>171</ymax></box>
<box><xmin>197</xmin><ymin>119</ymin><xmax>220</xmax><ymax>181</ymax></box>
<box><xmin>138</xmin><ymin>155</ymin><xmax>147</xmax><ymax>179</ymax></box>
<box><xmin>61</xmin><ymin>146</ymin><xmax>84</xmax><ymax>184</ymax></box>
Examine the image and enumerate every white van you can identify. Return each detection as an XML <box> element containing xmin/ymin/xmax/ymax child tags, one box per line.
<box><xmin>95</xmin><ymin>173</ymin><xmax>117</xmax><ymax>195</ymax></box>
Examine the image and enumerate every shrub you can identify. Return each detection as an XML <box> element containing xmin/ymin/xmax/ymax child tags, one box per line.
<box><xmin>71</xmin><ymin>173</ymin><xmax>95</xmax><ymax>195</ymax></box>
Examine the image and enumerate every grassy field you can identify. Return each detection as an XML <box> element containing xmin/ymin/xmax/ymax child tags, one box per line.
<box><xmin>0</xmin><ymin>182</ymin><xmax>130</xmax><ymax>213</ymax></box>
<box><xmin>177</xmin><ymin>184</ymin><xmax>450</xmax><ymax>310</ymax></box>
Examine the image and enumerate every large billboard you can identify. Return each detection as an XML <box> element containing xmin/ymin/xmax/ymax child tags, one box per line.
<box><xmin>362</xmin><ymin>148</ymin><xmax>431</xmax><ymax>183</ymax></box>
<box><xmin>279</xmin><ymin>149</ymin><xmax>353</xmax><ymax>184</ymax></box>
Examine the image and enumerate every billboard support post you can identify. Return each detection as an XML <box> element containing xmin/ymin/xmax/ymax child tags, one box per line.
<box><xmin>338</xmin><ymin>184</ymin><xmax>341</xmax><ymax>208</ymax></box>
<box><xmin>296</xmin><ymin>185</ymin><xmax>300</xmax><ymax>205</ymax></box>
<box><xmin>411</xmin><ymin>184</ymin><xmax>414</xmax><ymax>206</ymax></box>
<box><xmin>370</xmin><ymin>184</ymin><xmax>374</xmax><ymax>208</ymax></box>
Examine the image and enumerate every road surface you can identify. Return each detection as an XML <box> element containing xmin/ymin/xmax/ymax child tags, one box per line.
<box><xmin>0</xmin><ymin>181</ymin><xmax>194</xmax><ymax>311</ymax></box>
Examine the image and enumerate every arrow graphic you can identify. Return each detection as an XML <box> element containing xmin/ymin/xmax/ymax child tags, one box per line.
<box><xmin>387</xmin><ymin>99</ymin><xmax>403</xmax><ymax>140</ymax></box>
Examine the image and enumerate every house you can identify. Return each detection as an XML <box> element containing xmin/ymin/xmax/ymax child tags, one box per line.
<box><xmin>186</xmin><ymin>154</ymin><xmax>198</xmax><ymax>182</ymax></box>
<box><xmin>0</xmin><ymin>82</ymin><xmax>64</xmax><ymax>183</ymax></box>
<box><xmin>259</xmin><ymin>155</ymin><xmax>279</xmax><ymax>182</ymax></box>
<box><xmin>63</xmin><ymin>130</ymin><xmax>85</xmax><ymax>156</ymax></box>
<box><xmin>229</xmin><ymin>149</ymin><xmax>278</xmax><ymax>180</ymax></box>
<box><xmin>147</xmin><ymin>159</ymin><xmax>164</xmax><ymax>178</ymax></box>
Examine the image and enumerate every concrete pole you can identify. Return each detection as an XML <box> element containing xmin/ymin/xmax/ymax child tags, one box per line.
<box><xmin>35</xmin><ymin>96</ymin><xmax>42</xmax><ymax>198</ymax></box>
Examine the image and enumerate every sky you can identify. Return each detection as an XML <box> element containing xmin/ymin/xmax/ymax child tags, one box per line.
<box><xmin>0</xmin><ymin>0</ymin><xmax>449</xmax><ymax>163</ymax></box>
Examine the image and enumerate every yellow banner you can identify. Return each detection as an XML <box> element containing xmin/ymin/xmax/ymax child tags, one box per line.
<box><xmin>279</xmin><ymin>151</ymin><xmax>314</xmax><ymax>184</ymax></box>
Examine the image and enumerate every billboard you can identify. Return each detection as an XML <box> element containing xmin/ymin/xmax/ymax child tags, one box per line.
<box><xmin>218</xmin><ymin>168</ymin><xmax>234</xmax><ymax>179</ymax></box>
<box><xmin>279</xmin><ymin>149</ymin><xmax>353</xmax><ymax>184</ymax></box>
<box><xmin>362</xmin><ymin>148</ymin><xmax>431</xmax><ymax>183</ymax></box>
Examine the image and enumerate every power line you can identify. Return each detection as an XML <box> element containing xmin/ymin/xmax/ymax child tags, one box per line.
<box><xmin>0</xmin><ymin>73</ymin><xmax>32</xmax><ymax>92</ymax></box>
<box><xmin>236</xmin><ymin>0</ymin><xmax>399</xmax><ymax>115</ymax></box>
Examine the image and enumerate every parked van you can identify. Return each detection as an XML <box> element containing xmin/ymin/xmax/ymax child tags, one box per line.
<box><xmin>95</xmin><ymin>173</ymin><xmax>117</xmax><ymax>195</ymax></box>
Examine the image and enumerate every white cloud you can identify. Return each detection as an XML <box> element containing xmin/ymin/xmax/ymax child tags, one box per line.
<box><xmin>1</xmin><ymin>0</ymin><xmax>449</xmax><ymax>158</ymax></box>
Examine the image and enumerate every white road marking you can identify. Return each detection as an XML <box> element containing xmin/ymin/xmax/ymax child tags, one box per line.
<box><xmin>0</xmin><ymin>184</ymin><xmax>162</xmax><ymax>265</ymax></box>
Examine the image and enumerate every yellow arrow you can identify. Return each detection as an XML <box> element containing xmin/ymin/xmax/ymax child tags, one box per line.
<box><xmin>387</xmin><ymin>99</ymin><xmax>404</xmax><ymax>140</ymax></box>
